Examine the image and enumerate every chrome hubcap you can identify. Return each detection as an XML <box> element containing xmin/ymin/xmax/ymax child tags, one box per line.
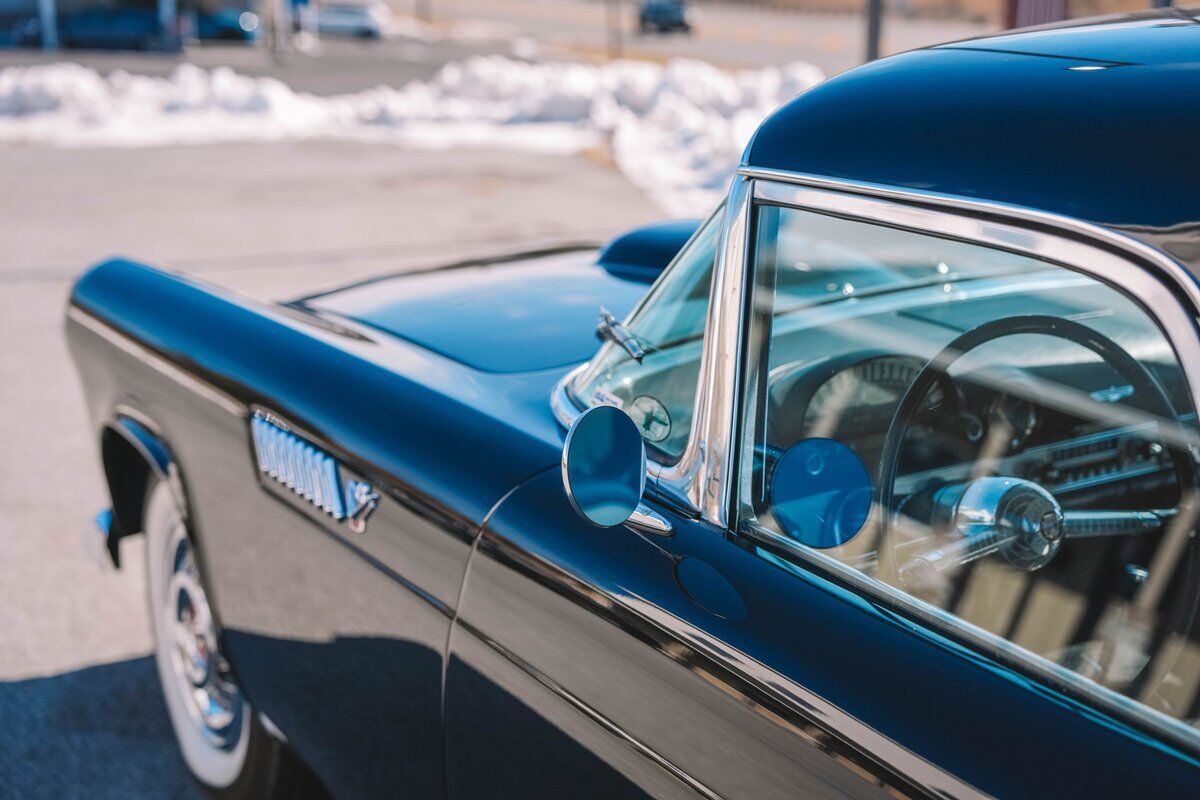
<box><xmin>163</xmin><ymin>531</ymin><xmax>244</xmax><ymax>751</ymax></box>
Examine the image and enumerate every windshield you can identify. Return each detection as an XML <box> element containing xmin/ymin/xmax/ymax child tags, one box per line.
<box><xmin>568</xmin><ymin>206</ymin><xmax>722</xmax><ymax>463</ymax></box>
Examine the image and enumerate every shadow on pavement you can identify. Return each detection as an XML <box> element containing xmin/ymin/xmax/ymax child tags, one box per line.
<box><xmin>0</xmin><ymin>656</ymin><xmax>201</xmax><ymax>799</ymax></box>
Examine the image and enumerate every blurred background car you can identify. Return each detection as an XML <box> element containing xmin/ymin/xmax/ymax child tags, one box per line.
<box><xmin>316</xmin><ymin>0</ymin><xmax>389</xmax><ymax>40</ymax></box>
<box><xmin>58</xmin><ymin>6</ymin><xmax>179</xmax><ymax>50</ymax></box>
<box><xmin>193</xmin><ymin>6</ymin><xmax>257</xmax><ymax>42</ymax></box>
<box><xmin>638</xmin><ymin>0</ymin><xmax>693</xmax><ymax>35</ymax></box>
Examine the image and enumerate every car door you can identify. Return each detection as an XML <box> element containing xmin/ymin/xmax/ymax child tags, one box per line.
<box><xmin>445</xmin><ymin>177</ymin><xmax>1200</xmax><ymax>798</ymax></box>
<box><xmin>443</xmin><ymin>192</ymin><xmax>943</xmax><ymax>799</ymax></box>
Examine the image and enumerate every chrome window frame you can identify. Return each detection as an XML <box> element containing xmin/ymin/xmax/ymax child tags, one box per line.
<box><xmin>552</xmin><ymin>166</ymin><xmax>1200</xmax><ymax>754</ymax></box>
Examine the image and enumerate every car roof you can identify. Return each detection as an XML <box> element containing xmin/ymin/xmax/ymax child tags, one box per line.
<box><xmin>744</xmin><ymin>9</ymin><xmax>1200</xmax><ymax>274</ymax></box>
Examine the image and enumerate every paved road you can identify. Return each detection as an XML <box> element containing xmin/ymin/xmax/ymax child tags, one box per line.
<box><xmin>436</xmin><ymin>0</ymin><xmax>991</xmax><ymax>74</ymax></box>
<box><xmin>0</xmin><ymin>141</ymin><xmax>659</xmax><ymax>798</ymax></box>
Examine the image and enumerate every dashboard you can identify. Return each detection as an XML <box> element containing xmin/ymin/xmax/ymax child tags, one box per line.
<box><xmin>767</xmin><ymin>352</ymin><xmax>1186</xmax><ymax>511</ymax></box>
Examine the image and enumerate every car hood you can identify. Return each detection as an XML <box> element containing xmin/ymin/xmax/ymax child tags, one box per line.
<box><xmin>298</xmin><ymin>248</ymin><xmax>651</xmax><ymax>373</ymax></box>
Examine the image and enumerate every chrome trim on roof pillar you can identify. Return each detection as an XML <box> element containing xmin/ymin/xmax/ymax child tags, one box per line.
<box><xmin>656</xmin><ymin>174</ymin><xmax>753</xmax><ymax>526</ymax></box>
<box><xmin>552</xmin><ymin>178</ymin><xmax>754</xmax><ymax>526</ymax></box>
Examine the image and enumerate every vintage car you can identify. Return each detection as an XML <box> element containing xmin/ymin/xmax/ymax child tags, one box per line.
<box><xmin>68</xmin><ymin>11</ymin><xmax>1200</xmax><ymax>800</ymax></box>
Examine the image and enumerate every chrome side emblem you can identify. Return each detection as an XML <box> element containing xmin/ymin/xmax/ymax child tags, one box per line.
<box><xmin>251</xmin><ymin>411</ymin><xmax>383</xmax><ymax>535</ymax></box>
<box><xmin>345</xmin><ymin>480</ymin><xmax>380</xmax><ymax>534</ymax></box>
<box><xmin>252</xmin><ymin>414</ymin><xmax>347</xmax><ymax>519</ymax></box>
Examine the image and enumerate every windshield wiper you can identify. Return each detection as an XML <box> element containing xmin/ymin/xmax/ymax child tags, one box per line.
<box><xmin>596</xmin><ymin>306</ymin><xmax>645</xmax><ymax>363</ymax></box>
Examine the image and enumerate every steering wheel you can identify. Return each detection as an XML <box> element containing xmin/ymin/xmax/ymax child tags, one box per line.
<box><xmin>876</xmin><ymin>315</ymin><xmax>1198</xmax><ymax>592</ymax></box>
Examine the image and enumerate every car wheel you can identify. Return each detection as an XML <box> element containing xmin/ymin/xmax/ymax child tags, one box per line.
<box><xmin>145</xmin><ymin>480</ymin><xmax>319</xmax><ymax>799</ymax></box>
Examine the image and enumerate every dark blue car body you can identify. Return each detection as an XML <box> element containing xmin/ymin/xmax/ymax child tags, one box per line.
<box><xmin>67</xmin><ymin>11</ymin><xmax>1200</xmax><ymax>800</ymax></box>
<box><xmin>639</xmin><ymin>0</ymin><xmax>691</xmax><ymax>33</ymax></box>
<box><xmin>194</xmin><ymin>8</ymin><xmax>257</xmax><ymax>42</ymax></box>
<box><xmin>59</xmin><ymin>8</ymin><xmax>178</xmax><ymax>51</ymax></box>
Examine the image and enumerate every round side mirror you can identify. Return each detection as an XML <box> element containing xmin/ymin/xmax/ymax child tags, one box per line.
<box><xmin>562</xmin><ymin>405</ymin><xmax>647</xmax><ymax>527</ymax></box>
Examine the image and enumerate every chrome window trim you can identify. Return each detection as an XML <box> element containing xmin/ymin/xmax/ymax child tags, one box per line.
<box><xmin>742</xmin><ymin>166</ymin><xmax>1200</xmax><ymax>336</ymax></box>
<box><xmin>747</xmin><ymin>174</ymin><xmax>1200</xmax><ymax>426</ymax></box>
<box><xmin>550</xmin><ymin>362</ymin><xmax>587</xmax><ymax>428</ymax></box>
<box><xmin>658</xmin><ymin>176</ymin><xmax>753</xmax><ymax>521</ymax></box>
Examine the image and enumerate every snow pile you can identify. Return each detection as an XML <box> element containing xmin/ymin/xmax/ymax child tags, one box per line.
<box><xmin>0</xmin><ymin>57</ymin><xmax>824</xmax><ymax>215</ymax></box>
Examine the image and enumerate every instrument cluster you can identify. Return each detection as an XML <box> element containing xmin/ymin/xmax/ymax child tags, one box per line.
<box><xmin>789</xmin><ymin>353</ymin><xmax>1176</xmax><ymax>501</ymax></box>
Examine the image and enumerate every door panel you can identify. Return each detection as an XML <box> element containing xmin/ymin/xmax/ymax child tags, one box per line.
<box><xmin>445</xmin><ymin>631</ymin><xmax>695</xmax><ymax>799</ymax></box>
<box><xmin>448</xmin><ymin>468</ymin><xmax>1200</xmax><ymax>798</ymax></box>
<box><xmin>447</xmin><ymin>468</ymin><xmax>906</xmax><ymax>800</ymax></box>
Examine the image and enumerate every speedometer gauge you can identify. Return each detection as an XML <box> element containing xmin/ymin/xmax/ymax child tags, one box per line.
<box><xmin>803</xmin><ymin>356</ymin><xmax>944</xmax><ymax>439</ymax></box>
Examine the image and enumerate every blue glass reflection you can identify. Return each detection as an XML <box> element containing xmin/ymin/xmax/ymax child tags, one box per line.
<box><xmin>769</xmin><ymin>438</ymin><xmax>871</xmax><ymax>549</ymax></box>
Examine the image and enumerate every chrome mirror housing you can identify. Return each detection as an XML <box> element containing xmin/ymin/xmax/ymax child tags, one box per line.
<box><xmin>561</xmin><ymin>405</ymin><xmax>647</xmax><ymax>527</ymax></box>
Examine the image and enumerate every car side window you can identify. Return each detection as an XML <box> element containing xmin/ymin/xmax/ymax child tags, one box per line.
<box><xmin>737</xmin><ymin>202</ymin><xmax>1200</xmax><ymax>730</ymax></box>
<box><xmin>569</xmin><ymin>208</ymin><xmax>720</xmax><ymax>463</ymax></box>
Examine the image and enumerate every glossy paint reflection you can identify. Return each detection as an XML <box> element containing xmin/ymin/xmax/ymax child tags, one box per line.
<box><xmin>454</xmin><ymin>466</ymin><xmax>1200</xmax><ymax>799</ymax></box>
<box><xmin>302</xmin><ymin>250</ymin><xmax>651</xmax><ymax>374</ymax></box>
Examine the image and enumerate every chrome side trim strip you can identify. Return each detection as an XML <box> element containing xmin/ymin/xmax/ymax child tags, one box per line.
<box><xmin>616</xmin><ymin>592</ymin><xmax>988</xmax><ymax>800</ymax></box>
<box><xmin>749</xmin><ymin>519</ymin><xmax>1200</xmax><ymax>758</ymax></box>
